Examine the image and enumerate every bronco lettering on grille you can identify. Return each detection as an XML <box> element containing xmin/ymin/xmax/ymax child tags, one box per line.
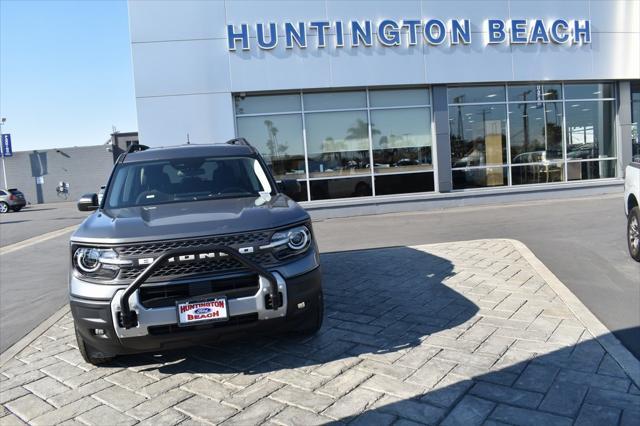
<box><xmin>136</xmin><ymin>247</ymin><xmax>255</xmax><ymax>266</ymax></box>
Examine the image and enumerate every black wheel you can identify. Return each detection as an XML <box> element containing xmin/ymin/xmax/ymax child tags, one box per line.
<box><xmin>0</xmin><ymin>202</ymin><xmax>9</xmax><ymax>214</ymax></box>
<box><xmin>628</xmin><ymin>206</ymin><xmax>640</xmax><ymax>262</ymax></box>
<box><xmin>295</xmin><ymin>291</ymin><xmax>324</xmax><ymax>335</ymax></box>
<box><xmin>75</xmin><ymin>326</ymin><xmax>114</xmax><ymax>365</ymax></box>
<box><xmin>11</xmin><ymin>206</ymin><xmax>22</xmax><ymax>212</ymax></box>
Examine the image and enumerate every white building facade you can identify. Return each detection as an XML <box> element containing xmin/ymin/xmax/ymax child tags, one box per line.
<box><xmin>128</xmin><ymin>0</ymin><xmax>640</xmax><ymax>203</ymax></box>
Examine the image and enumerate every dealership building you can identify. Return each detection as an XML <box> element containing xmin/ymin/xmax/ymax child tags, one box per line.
<box><xmin>127</xmin><ymin>1</ymin><xmax>640</xmax><ymax>212</ymax></box>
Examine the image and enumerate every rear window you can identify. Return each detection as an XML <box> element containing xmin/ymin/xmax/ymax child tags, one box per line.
<box><xmin>105</xmin><ymin>156</ymin><xmax>273</xmax><ymax>209</ymax></box>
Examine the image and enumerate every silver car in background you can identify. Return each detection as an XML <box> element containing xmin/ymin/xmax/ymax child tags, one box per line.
<box><xmin>0</xmin><ymin>188</ymin><xmax>27</xmax><ymax>213</ymax></box>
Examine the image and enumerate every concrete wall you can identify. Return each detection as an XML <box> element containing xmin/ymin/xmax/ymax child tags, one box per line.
<box><xmin>0</xmin><ymin>145</ymin><xmax>115</xmax><ymax>204</ymax></box>
<box><xmin>127</xmin><ymin>0</ymin><xmax>640</xmax><ymax>147</ymax></box>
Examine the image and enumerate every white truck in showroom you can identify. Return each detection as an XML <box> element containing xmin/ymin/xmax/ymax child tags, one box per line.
<box><xmin>625</xmin><ymin>162</ymin><xmax>640</xmax><ymax>261</ymax></box>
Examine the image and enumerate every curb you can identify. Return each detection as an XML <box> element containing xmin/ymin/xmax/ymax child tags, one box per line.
<box><xmin>0</xmin><ymin>305</ymin><xmax>71</xmax><ymax>368</ymax></box>
<box><xmin>506</xmin><ymin>238</ymin><xmax>640</xmax><ymax>389</ymax></box>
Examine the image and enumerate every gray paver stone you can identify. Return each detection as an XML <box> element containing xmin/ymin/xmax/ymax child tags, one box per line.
<box><xmin>489</xmin><ymin>404</ymin><xmax>573</xmax><ymax>426</ymax></box>
<box><xmin>126</xmin><ymin>389</ymin><xmax>191</xmax><ymax>420</ymax></box>
<box><xmin>30</xmin><ymin>396</ymin><xmax>100</xmax><ymax>426</ymax></box>
<box><xmin>93</xmin><ymin>385</ymin><xmax>147</xmax><ymax>411</ymax></box>
<box><xmin>574</xmin><ymin>403</ymin><xmax>621</xmax><ymax>426</ymax></box>
<box><xmin>269</xmin><ymin>385</ymin><xmax>335</xmax><ymax>413</ymax></box>
<box><xmin>441</xmin><ymin>395</ymin><xmax>496</xmax><ymax>426</ymax></box>
<box><xmin>539</xmin><ymin>380</ymin><xmax>589</xmax><ymax>417</ymax></box>
<box><xmin>469</xmin><ymin>382</ymin><xmax>543</xmax><ymax>409</ymax></box>
<box><xmin>4</xmin><ymin>394</ymin><xmax>54</xmax><ymax>422</ymax></box>
<box><xmin>77</xmin><ymin>404</ymin><xmax>137</xmax><ymax>426</ymax></box>
<box><xmin>175</xmin><ymin>395</ymin><xmax>237</xmax><ymax>424</ymax></box>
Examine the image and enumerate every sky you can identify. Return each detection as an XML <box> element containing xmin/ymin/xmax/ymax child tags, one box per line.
<box><xmin>0</xmin><ymin>0</ymin><xmax>137</xmax><ymax>152</ymax></box>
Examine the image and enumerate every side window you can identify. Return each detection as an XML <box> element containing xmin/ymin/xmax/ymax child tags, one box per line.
<box><xmin>0</xmin><ymin>190</ymin><xmax>6</xmax><ymax>196</ymax></box>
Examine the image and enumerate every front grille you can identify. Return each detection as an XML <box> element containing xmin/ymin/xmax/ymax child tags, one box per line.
<box><xmin>139</xmin><ymin>275</ymin><xmax>260</xmax><ymax>309</ymax></box>
<box><xmin>119</xmin><ymin>252</ymin><xmax>276</xmax><ymax>281</ymax></box>
<box><xmin>148</xmin><ymin>313</ymin><xmax>259</xmax><ymax>335</ymax></box>
<box><xmin>114</xmin><ymin>231</ymin><xmax>278</xmax><ymax>282</ymax></box>
<box><xmin>115</xmin><ymin>232</ymin><xmax>269</xmax><ymax>256</ymax></box>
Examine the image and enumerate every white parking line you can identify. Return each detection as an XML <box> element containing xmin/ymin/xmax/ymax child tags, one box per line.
<box><xmin>0</xmin><ymin>225</ymin><xmax>77</xmax><ymax>255</ymax></box>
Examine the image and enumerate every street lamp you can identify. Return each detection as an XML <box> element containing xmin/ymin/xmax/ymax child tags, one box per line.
<box><xmin>0</xmin><ymin>117</ymin><xmax>7</xmax><ymax>189</ymax></box>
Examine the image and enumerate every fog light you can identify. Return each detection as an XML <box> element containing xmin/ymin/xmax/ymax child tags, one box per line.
<box><xmin>297</xmin><ymin>302</ymin><xmax>306</xmax><ymax>309</ymax></box>
<box><xmin>93</xmin><ymin>328</ymin><xmax>105</xmax><ymax>336</ymax></box>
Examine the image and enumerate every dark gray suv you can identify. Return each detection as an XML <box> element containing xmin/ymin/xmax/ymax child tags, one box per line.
<box><xmin>71</xmin><ymin>139</ymin><xmax>323</xmax><ymax>365</ymax></box>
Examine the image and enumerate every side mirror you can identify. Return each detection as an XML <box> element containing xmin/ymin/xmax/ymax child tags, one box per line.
<box><xmin>278</xmin><ymin>179</ymin><xmax>301</xmax><ymax>198</ymax></box>
<box><xmin>77</xmin><ymin>193</ymin><xmax>98</xmax><ymax>211</ymax></box>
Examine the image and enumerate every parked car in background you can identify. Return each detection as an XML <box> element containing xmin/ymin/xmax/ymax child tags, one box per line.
<box><xmin>624</xmin><ymin>162</ymin><xmax>640</xmax><ymax>262</ymax></box>
<box><xmin>0</xmin><ymin>188</ymin><xmax>27</xmax><ymax>213</ymax></box>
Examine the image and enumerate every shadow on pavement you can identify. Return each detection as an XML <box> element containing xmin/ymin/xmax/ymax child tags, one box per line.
<box><xmin>344</xmin><ymin>328</ymin><xmax>640</xmax><ymax>425</ymax></box>
<box><xmin>102</xmin><ymin>246</ymin><xmax>638</xmax><ymax>425</ymax></box>
<box><xmin>115</xmin><ymin>247</ymin><xmax>477</xmax><ymax>375</ymax></box>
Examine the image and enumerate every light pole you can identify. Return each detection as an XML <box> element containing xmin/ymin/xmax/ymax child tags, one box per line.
<box><xmin>0</xmin><ymin>117</ymin><xmax>7</xmax><ymax>189</ymax></box>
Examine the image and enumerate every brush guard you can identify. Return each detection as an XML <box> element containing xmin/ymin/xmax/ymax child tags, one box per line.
<box><xmin>118</xmin><ymin>245</ymin><xmax>280</xmax><ymax>329</ymax></box>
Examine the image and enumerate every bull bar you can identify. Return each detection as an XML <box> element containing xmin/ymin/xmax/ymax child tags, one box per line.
<box><xmin>119</xmin><ymin>245</ymin><xmax>280</xmax><ymax>329</ymax></box>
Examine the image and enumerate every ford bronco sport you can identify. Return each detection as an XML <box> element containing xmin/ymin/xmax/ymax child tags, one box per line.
<box><xmin>71</xmin><ymin>139</ymin><xmax>323</xmax><ymax>365</ymax></box>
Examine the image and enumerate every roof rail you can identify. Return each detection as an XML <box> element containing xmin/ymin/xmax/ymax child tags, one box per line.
<box><xmin>118</xmin><ymin>143</ymin><xmax>150</xmax><ymax>163</ymax></box>
<box><xmin>127</xmin><ymin>143</ymin><xmax>149</xmax><ymax>153</ymax></box>
<box><xmin>225</xmin><ymin>137</ymin><xmax>251</xmax><ymax>147</ymax></box>
<box><xmin>225</xmin><ymin>138</ymin><xmax>256</xmax><ymax>153</ymax></box>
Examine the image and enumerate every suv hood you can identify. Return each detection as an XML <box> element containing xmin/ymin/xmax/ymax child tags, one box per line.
<box><xmin>71</xmin><ymin>194</ymin><xmax>309</xmax><ymax>244</ymax></box>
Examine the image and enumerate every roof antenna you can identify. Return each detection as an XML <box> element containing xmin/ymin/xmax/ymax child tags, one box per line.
<box><xmin>186</xmin><ymin>133</ymin><xmax>190</xmax><ymax>144</ymax></box>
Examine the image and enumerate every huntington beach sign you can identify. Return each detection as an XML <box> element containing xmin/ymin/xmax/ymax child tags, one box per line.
<box><xmin>227</xmin><ymin>19</ymin><xmax>591</xmax><ymax>51</ymax></box>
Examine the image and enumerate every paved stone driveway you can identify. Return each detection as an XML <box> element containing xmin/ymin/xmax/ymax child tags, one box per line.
<box><xmin>1</xmin><ymin>240</ymin><xmax>639</xmax><ymax>425</ymax></box>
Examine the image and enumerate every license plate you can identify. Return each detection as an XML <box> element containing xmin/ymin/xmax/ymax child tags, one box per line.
<box><xmin>176</xmin><ymin>297</ymin><xmax>228</xmax><ymax>326</ymax></box>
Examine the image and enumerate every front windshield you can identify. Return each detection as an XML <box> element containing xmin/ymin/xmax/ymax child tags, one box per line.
<box><xmin>105</xmin><ymin>156</ymin><xmax>273</xmax><ymax>209</ymax></box>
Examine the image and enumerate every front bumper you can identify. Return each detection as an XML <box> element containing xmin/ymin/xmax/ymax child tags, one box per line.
<box><xmin>70</xmin><ymin>267</ymin><xmax>322</xmax><ymax>355</ymax></box>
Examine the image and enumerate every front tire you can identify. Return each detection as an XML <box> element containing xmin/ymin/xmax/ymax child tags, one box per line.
<box><xmin>75</xmin><ymin>326</ymin><xmax>115</xmax><ymax>365</ymax></box>
<box><xmin>0</xmin><ymin>202</ymin><xmax>9</xmax><ymax>213</ymax></box>
<box><xmin>628</xmin><ymin>207</ymin><xmax>640</xmax><ymax>262</ymax></box>
<box><xmin>295</xmin><ymin>291</ymin><xmax>324</xmax><ymax>335</ymax></box>
<box><xmin>11</xmin><ymin>206</ymin><xmax>22</xmax><ymax>212</ymax></box>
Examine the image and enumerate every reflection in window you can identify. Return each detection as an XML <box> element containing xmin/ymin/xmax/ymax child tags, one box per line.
<box><xmin>508</xmin><ymin>84</ymin><xmax>562</xmax><ymax>102</ymax></box>
<box><xmin>369</xmin><ymin>89</ymin><xmax>430</xmax><ymax>107</ymax></box>
<box><xmin>375</xmin><ymin>172</ymin><xmax>434</xmax><ymax>195</ymax></box>
<box><xmin>303</xmin><ymin>91</ymin><xmax>366</xmax><ymax>111</ymax></box>
<box><xmin>510</xmin><ymin>102</ymin><xmax>563</xmax><ymax>163</ymax></box>
<box><xmin>236</xmin><ymin>114</ymin><xmax>306</xmax><ymax>181</ymax></box>
<box><xmin>448</xmin><ymin>85</ymin><xmax>506</xmax><ymax>104</ymax></box>
<box><xmin>566</xmin><ymin>101</ymin><xmax>615</xmax><ymax>160</ymax></box>
<box><xmin>234</xmin><ymin>93</ymin><xmax>301</xmax><ymax>115</ymax></box>
<box><xmin>512</xmin><ymin>163</ymin><xmax>564</xmax><ymax>185</ymax></box>
<box><xmin>371</xmin><ymin>108</ymin><xmax>432</xmax><ymax>174</ymax></box>
<box><xmin>567</xmin><ymin>160</ymin><xmax>616</xmax><ymax>181</ymax></box>
<box><xmin>305</xmin><ymin>111</ymin><xmax>370</xmax><ymax>178</ymax></box>
<box><xmin>450</xmin><ymin>104</ymin><xmax>507</xmax><ymax>168</ymax></box>
<box><xmin>310</xmin><ymin>176</ymin><xmax>372</xmax><ymax>200</ymax></box>
<box><xmin>564</xmin><ymin>83</ymin><xmax>614</xmax><ymax>100</ymax></box>
<box><xmin>453</xmin><ymin>167</ymin><xmax>507</xmax><ymax>189</ymax></box>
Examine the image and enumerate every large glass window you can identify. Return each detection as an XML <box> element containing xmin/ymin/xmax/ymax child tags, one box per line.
<box><xmin>565</xmin><ymin>100</ymin><xmax>615</xmax><ymax>160</ymax></box>
<box><xmin>305</xmin><ymin>110</ymin><xmax>370</xmax><ymax>178</ymax></box>
<box><xmin>371</xmin><ymin>108</ymin><xmax>432</xmax><ymax>174</ymax></box>
<box><xmin>449</xmin><ymin>81</ymin><xmax>618</xmax><ymax>190</ymax></box>
<box><xmin>449</xmin><ymin>92</ymin><xmax>507</xmax><ymax>189</ymax></box>
<box><xmin>235</xmin><ymin>88</ymin><xmax>434</xmax><ymax>201</ymax></box>
<box><xmin>236</xmin><ymin>114</ymin><xmax>305</xmax><ymax>181</ymax></box>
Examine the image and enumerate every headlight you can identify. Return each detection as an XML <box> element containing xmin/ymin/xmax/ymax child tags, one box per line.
<box><xmin>73</xmin><ymin>247</ymin><xmax>126</xmax><ymax>280</ymax></box>
<box><xmin>268</xmin><ymin>225</ymin><xmax>311</xmax><ymax>259</ymax></box>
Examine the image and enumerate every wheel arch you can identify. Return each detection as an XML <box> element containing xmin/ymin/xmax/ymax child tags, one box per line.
<box><xmin>628</xmin><ymin>194</ymin><xmax>639</xmax><ymax>213</ymax></box>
